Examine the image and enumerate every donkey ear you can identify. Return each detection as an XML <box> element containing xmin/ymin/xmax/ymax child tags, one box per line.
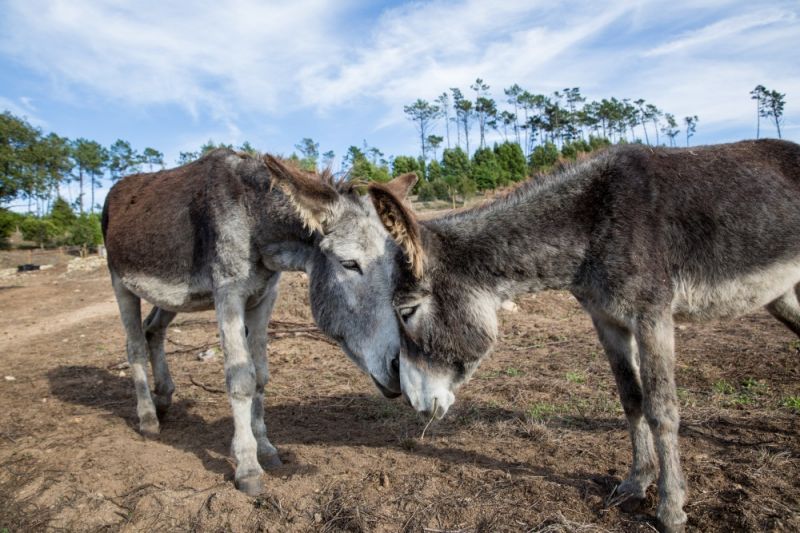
<box><xmin>264</xmin><ymin>154</ymin><xmax>339</xmax><ymax>233</ymax></box>
<box><xmin>383</xmin><ymin>172</ymin><xmax>418</xmax><ymax>199</ymax></box>
<box><xmin>368</xmin><ymin>182</ymin><xmax>424</xmax><ymax>278</ymax></box>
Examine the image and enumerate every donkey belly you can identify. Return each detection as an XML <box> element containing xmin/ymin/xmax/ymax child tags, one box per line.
<box><xmin>672</xmin><ymin>258</ymin><xmax>800</xmax><ymax>322</ymax></box>
<box><xmin>120</xmin><ymin>273</ymin><xmax>214</xmax><ymax>312</ymax></box>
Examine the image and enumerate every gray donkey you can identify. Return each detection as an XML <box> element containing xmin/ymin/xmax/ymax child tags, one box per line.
<box><xmin>366</xmin><ymin>139</ymin><xmax>800</xmax><ymax>533</ymax></box>
<box><xmin>103</xmin><ymin>149</ymin><xmax>414</xmax><ymax>495</ymax></box>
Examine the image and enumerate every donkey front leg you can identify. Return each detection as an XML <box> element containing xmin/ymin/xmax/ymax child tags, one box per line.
<box><xmin>245</xmin><ymin>275</ymin><xmax>282</xmax><ymax>469</ymax></box>
<box><xmin>112</xmin><ymin>277</ymin><xmax>160</xmax><ymax>438</ymax></box>
<box><xmin>635</xmin><ymin>311</ymin><xmax>687</xmax><ymax>533</ymax></box>
<box><xmin>143</xmin><ymin>307</ymin><xmax>177</xmax><ymax>420</ymax></box>
<box><xmin>216</xmin><ymin>291</ymin><xmax>263</xmax><ymax>495</ymax></box>
<box><xmin>766</xmin><ymin>286</ymin><xmax>800</xmax><ymax>338</ymax></box>
<box><xmin>591</xmin><ymin>315</ymin><xmax>657</xmax><ymax>510</ymax></box>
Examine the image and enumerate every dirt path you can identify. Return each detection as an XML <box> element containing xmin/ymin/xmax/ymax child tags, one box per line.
<box><xmin>0</xmin><ymin>260</ymin><xmax>798</xmax><ymax>532</ymax></box>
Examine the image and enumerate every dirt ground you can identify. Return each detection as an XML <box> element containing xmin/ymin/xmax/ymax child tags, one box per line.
<box><xmin>0</xmin><ymin>249</ymin><xmax>798</xmax><ymax>532</ymax></box>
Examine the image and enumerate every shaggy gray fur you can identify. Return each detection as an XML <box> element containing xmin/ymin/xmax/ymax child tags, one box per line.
<box><xmin>104</xmin><ymin>149</ymin><xmax>405</xmax><ymax>495</ymax></box>
<box><xmin>370</xmin><ymin>139</ymin><xmax>800</xmax><ymax>533</ymax></box>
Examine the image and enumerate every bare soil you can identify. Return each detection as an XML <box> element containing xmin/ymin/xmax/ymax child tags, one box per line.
<box><xmin>0</xmin><ymin>252</ymin><xmax>798</xmax><ymax>532</ymax></box>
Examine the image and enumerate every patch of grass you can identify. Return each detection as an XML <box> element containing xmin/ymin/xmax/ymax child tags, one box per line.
<box><xmin>714</xmin><ymin>377</ymin><xmax>769</xmax><ymax>407</ymax></box>
<box><xmin>505</xmin><ymin>367</ymin><xmax>523</xmax><ymax>377</ymax></box>
<box><xmin>527</xmin><ymin>402</ymin><xmax>558</xmax><ymax>420</ymax></box>
<box><xmin>713</xmin><ymin>379</ymin><xmax>735</xmax><ymax>395</ymax></box>
<box><xmin>789</xmin><ymin>339</ymin><xmax>800</xmax><ymax>351</ymax></box>
<box><xmin>399</xmin><ymin>438</ymin><xmax>417</xmax><ymax>451</ymax></box>
<box><xmin>565</xmin><ymin>371</ymin><xmax>585</xmax><ymax>384</ymax></box>
<box><xmin>742</xmin><ymin>377</ymin><xmax>768</xmax><ymax>396</ymax></box>
<box><xmin>781</xmin><ymin>396</ymin><xmax>800</xmax><ymax>412</ymax></box>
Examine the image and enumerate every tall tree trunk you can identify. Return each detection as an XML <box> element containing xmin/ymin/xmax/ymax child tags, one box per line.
<box><xmin>755</xmin><ymin>98</ymin><xmax>760</xmax><ymax>139</ymax></box>
<box><xmin>79</xmin><ymin>167</ymin><xmax>84</xmax><ymax>214</ymax></box>
<box><xmin>462</xmin><ymin>116</ymin><xmax>470</xmax><ymax>156</ymax></box>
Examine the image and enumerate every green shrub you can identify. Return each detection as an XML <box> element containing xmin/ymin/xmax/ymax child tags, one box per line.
<box><xmin>20</xmin><ymin>216</ymin><xmax>60</xmax><ymax>247</ymax></box>
<box><xmin>67</xmin><ymin>214</ymin><xmax>103</xmax><ymax>246</ymax></box>
<box><xmin>529</xmin><ymin>142</ymin><xmax>560</xmax><ymax>172</ymax></box>
<box><xmin>0</xmin><ymin>208</ymin><xmax>23</xmax><ymax>247</ymax></box>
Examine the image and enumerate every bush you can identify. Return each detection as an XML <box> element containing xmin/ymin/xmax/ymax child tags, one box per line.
<box><xmin>20</xmin><ymin>216</ymin><xmax>60</xmax><ymax>247</ymax></box>
<box><xmin>588</xmin><ymin>135</ymin><xmax>611</xmax><ymax>151</ymax></box>
<box><xmin>416</xmin><ymin>181</ymin><xmax>436</xmax><ymax>201</ymax></box>
<box><xmin>67</xmin><ymin>214</ymin><xmax>103</xmax><ymax>247</ymax></box>
<box><xmin>471</xmin><ymin>147</ymin><xmax>500</xmax><ymax>190</ymax></box>
<box><xmin>494</xmin><ymin>141</ymin><xmax>527</xmax><ymax>183</ymax></box>
<box><xmin>529</xmin><ymin>142</ymin><xmax>560</xmax><ymax>172</ymax></box>
<box><xmin>0</xmin><ymin>208</ymin><xmax>23</xmax><ymax>247</ymax></box>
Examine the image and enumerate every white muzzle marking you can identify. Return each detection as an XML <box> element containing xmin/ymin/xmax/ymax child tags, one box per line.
<box><xmin>399</xmin><ymin>353</ymin><xmax>455</xmax><ymax>419</ymax></box>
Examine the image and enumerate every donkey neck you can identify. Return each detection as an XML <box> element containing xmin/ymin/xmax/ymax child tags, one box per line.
<box><xmin>424</xmin><ymin>162</ymin><xmax>599</xmax><ymax>300</ymax></box>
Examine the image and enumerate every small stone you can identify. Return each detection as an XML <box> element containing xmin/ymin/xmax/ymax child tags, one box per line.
<box><xmin>197</xmin><ymin>348</ymin><xmax>217</xmax><ymax>361</ymax></box>
<box><xmin>500</xmin><ymin>300</ymin><xmax>518</xmax><ymax>312</ymax></box>
<box><xmin>172</xmin><ymin>328</ymin><xmax>182</xmax><ymax>333</ymax></box>
<box><xmin>118</xmin><ymin>370</ymin><xmax>126</xmax><ymax>378</ymax></box>
<box><xmin>4</xmin><ymin>375</ymin><xmax>16</xmax><ymax>381</ymax></box>
<box><xmin>314</xmin><ymin>513</ymin><xmax>322</xmax><ymax>523</ymax></box>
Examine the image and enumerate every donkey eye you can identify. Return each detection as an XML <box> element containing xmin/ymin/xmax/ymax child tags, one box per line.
<box><xmin>340</xmin><ymin>260</ymin><xmax>362</xmax><ymax>274</ymax></box>
<box><xmin>398</xmin><ymin>305</ymin><xmax>419</xmax><ymax>321</ymax></box>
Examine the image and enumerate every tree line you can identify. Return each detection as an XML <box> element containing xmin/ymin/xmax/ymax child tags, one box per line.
<box><xmin>1</xmin><ymin>81</ymin><xmax>788</xmax><ymax>246</ymax></box>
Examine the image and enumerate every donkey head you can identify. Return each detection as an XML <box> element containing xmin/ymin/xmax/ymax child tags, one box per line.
<box><xmin>367</xmin><ymin>183</ymin><xmax>497</xmax><ymax>418</ymax></box>
<box><xmin>265</xmin><ymin>156</ymin><xmax>418</xmax><ymax>397</ymax></box>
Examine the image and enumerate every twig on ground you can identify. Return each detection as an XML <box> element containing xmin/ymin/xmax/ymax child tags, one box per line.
<box><xmin>189</xmin><ymin>376</ymin><xmax>226</xmax><ymax>394</ymax></box>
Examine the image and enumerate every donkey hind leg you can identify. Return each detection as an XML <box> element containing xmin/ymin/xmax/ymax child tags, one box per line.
<box><xmin>143</xmin><ymin>307</ymin><xmax>177</xmax><ymax>420</ymax></box>
<box><xmin>766</xmin><ymin>286</ymin><xmax>800</xmax><ymax>338</ymax></box>
<box><xmin>591</xmin><ymin>315</ymin><xmax>657</xmax><ymax>511</ymax></box>
<box><xmin>216</xmin><ymin>290</ymin><xmax>263</xmax><ymax>496</ymax></box>
<box><xmin>635</xmin><ymin>311</ymin><xmax>687</xmax><ymax>533</ymax></box>
<box><xmin>246</xmin><ymin>275</ymin><xmax>282</xmax><ymax>469</ymax></box>
<box><xmin>112</xmin><ymin>278</ymin><xmax>160</xmax><ymax>438</ymax></box>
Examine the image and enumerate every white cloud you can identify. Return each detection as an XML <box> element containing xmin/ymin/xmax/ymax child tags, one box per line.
<box><xmin>0</xmin><ymin>96</ymin><xmax>47</xmax><ymax>127</ymax></box>
<box><xmin>642</xmin><ymin>9</ymin><xmax>794</xmax><ymax>57</ymax></box>
<box><xmin>0</xmin><ymin>0</ymin><xmax>349</xmax><ymax>121</ymax></box>
<box><xmin>1</xmin><ymin>0</ymin><xmax>798</xmax><ymax>148</ymax></box>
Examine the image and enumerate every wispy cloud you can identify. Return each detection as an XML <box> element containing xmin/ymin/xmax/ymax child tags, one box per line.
<box><xmin>0</xmin><ymin>0</ymin><xmax>798</xmax><ymax>154</ymax></box>
<box><xmin>642</xmin><ymin>8</ymin><xmax>794</xmax><ymax>57</ymax></box>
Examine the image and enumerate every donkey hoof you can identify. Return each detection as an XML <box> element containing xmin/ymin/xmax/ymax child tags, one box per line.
<box><xmin>139</xmin><ymin>415</ymin><xmax>160</xmax><ymax>439</ymax></box>
<box><xmin>258</xmin><ymin>452</ymin><xmax>283</xmax><ymax>469</ymax></box>
<box><xmin>619</xmin><ymin>494</ymin><xmax>646</xmax><ymax>513</ymax></box>
<box><xmin>235</xmin><ymin>473</ymin><xmax>264</xmax><ymax>496</ymax></box>
<box><xmin>155</xmin><ymin>403</ymin><xmax>170</xmax><ymax>421</ymax></box>
<box><xmin>140</xmin><ymin>424</ymin><xmax>160</xmax><ymax>439</ymax></box>
<box><xmin>657</xmin><ymin>521</ymin><xmax>685</xmax><ymax>533</ymax></box>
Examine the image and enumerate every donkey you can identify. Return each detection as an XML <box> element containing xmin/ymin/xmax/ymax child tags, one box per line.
<box><xmin>367</xmin><ymin>139</ymin><xmax>800</xmax><ymax>533</ymax></box>
<box><xmin>103</xmin><ymin>149</ymin><xmax>415</xmax><ymax>495</ymax></box>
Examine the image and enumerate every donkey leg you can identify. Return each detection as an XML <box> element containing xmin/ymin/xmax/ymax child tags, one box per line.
<box><xmin>635</xmin><ymin>311</ymin><xmax>687</xmax><ymax>533</ymax></box>
<box><xmin>591</xmin><ymin>315</ymin><xmax>657</xmax><ymax>511</ymax></box>
<box><xmin>246</xmin><ymin>275</ymin><xmax>282</xmax><ymax>469</ymax></box>
<box><xmin>143</xmin><ymin>307</ymin><xmax>177</xmax><ymax>420</ymax></box>
<box><xmin>112</xmin><ymin>277</ymin><xmax>160</xmax><ymax>438</ymax></box>
<box><xmin>216</xmin><ymin>291</ymin><xmax>263</xmax><ymax>496</ymax></box>
<box><xmin>766</xmin><ymin>286</ymin><xmax>800</xmax><ymax>338</ymax></box>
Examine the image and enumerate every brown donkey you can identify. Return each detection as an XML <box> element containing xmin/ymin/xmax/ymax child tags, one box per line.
<box><xmin>103</xmin><ymin>149</ymin><xmax>414</xmax><ymax>494</ymax></box>
<box><xmin>368</xmin><ymin>139</ymin><xmax>800</xmax><ymax>532</ymax></box>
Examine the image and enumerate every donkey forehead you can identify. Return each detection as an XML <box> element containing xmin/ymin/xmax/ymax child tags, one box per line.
<box><xmin>320</xmin><ymin>199</ymin><xmax>390</xmax><ymax>260</ymax></box>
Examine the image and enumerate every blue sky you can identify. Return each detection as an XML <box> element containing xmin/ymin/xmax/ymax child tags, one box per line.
<box><xmin>1</xmin><ymin>0</ymin><xmax>799</xmax><ymax>209</ymax></box>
